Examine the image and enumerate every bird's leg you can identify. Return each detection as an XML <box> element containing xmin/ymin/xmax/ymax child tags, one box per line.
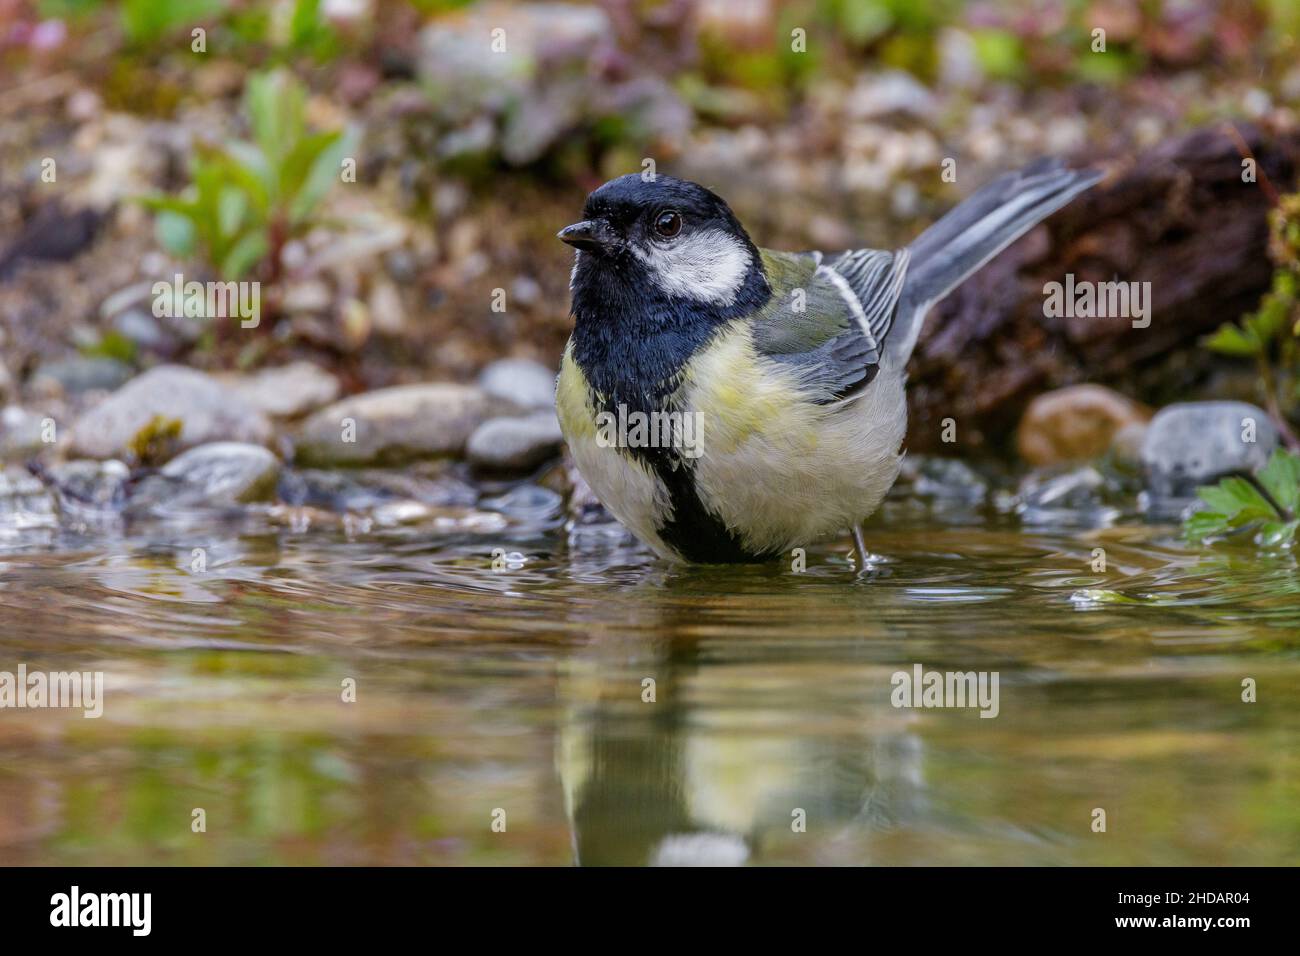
<box><xmin>851</xmin><ymin>524</ymin><xmax>870</xmax><ymax>569</ymax></box>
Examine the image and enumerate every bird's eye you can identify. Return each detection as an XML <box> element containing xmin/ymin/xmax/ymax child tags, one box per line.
<box><xmin>653</xmin><ymin>210</ymin><xmax>682</xmax><ymax>239</ymax></box>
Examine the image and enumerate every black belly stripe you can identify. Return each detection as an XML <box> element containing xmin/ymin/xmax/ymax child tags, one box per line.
<box><xmin>635</xmin><ymin>447</ymin><xmax>774</xmax><ymax>564</ymax></box>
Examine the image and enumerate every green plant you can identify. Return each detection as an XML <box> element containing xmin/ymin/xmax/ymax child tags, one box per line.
<box><xmin>129</xmin><ymin>415</ymin><xmax>184</xmax><ymax>467</ymax></box>
<box><xmin>1205</xmin><ymin>192</ymin><xmax>1300</xmax><ymax>449</ymax></box>
<box><xmin>121</xmin><ymin>0</ymin><xmax>226</xmax><ymax>44</ymax></box>
<box><xmin>1184</xmin><ymin>448</ymin><xmax>1300</xmax><ymax>548</ymax></box>
<box><xmin>141</xmin><ymin>69</ymin><xmax>350</xmax><ymax>283</ymax></box>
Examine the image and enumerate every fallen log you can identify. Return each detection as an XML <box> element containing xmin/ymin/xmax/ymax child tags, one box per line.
<box><xmin>905</xmin><ymin>121</ymin><xmax>1300</xmax><ymax>453</ymax></box>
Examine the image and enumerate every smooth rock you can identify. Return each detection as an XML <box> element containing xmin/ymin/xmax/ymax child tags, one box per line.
<box><xmin>296</xmin><ymin>383</ymin><xmax>515</xmax><ymax>466</ymax></box>
<box><xmin>467</xmin><ymin>411</ymin><xmax>564</xmax><ymax>472</ymax></box>
<box><xmin>30</xmin><ymin>356</ymin><xmax>134</xmax><ymax>396</ymax></box>
<box><xmin>478</xmin><ymin>358</ymin><xmax>556</xmax><ymax>410</ymax></box>
<box><xmin>417</xmin><ymin>3</ymin><xmax>688</xmax><ymax>165</ymax></box>
<box><xmin>277</xmin><ymin>467</ymin><xmax>478</xmax><ymax>512</ymax></box>
<box><xmin>1110</xmin><ymin>421</ymin><xmax>1148</xmax><ymax>469</ymax></box>
<box><xmin>68</xmin><ymin>365</ymin><xmax>273</xmax><ymax>461</ymax></box>
<box><xmin>1016</xmin><ymin>466</ymin><xmax>1120</xmax><ymax>528</ymax></box>
<box><xmin>1</xmin><ymin>406</ymin><xmax>50</xmax><ymax>461</ymax></box>
<box><xmin>847</xmin><ymin>70</ymin><xmax>939</xmax><ymax>122</ymax></box>
<box><xmin>1141</xmin><ymin>401</ymin><xmax>1278</xmax><ymax>498</ymax></box>
<box><xmin>479</xmin><ymin>483</ymin><xmax>564</xmax><ymax>525</ymax></box>
<box><xmin>368</xmin><ymin>279</ymin><xmax>408</xmax><ymax>336</ymax></box>
<box><xmin>43</xmin><ymin>459</ymin><xmax>131</xmax><ymax>514</ymax></box>
<box><xmin>222</xmin><ymin>362</ymin><xmax>341</xmax><ymax>419</ymax></box>
<box><xmin>112</xmin><ymin>307</ymin><xmax>178</xmax><ymax>356</ymax></box>
<box><xmin>0</xmin><ymin>467</ymin><xmax>57</xmax><ymax>530</ymax></box>
<box><xmin>1017</xmin><ymin>385</ymin><xmax>1152</xmax><ymax>466</ymax></box>
<box><xmin>129</xmin><ymin>442</ymin><xmax>281</xmax><ymax>510</ymax></box>
<box><xmin>894</xmin><ymin>455</ymin><xmax>988</xmax><ymax>502</ymax></box>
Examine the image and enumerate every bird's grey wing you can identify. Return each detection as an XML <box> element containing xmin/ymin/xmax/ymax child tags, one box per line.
<box><xmin>751</xmin><ymin>247</ymin><xmax>909</xmax><ymax>403</ymax></box>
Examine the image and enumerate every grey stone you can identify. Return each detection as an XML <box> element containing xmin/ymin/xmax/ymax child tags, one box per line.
<box><xmin>112</xmin><ymin>307</ymin><xmax>178</xmax><ymax>356</ymax></box>
<box><xmin>1016</xmin><ymin>465</ymin><xmax>1120</xmax><ymax>528</ymax></box>
<box><xmin>467</xmin><ymin>411</ymin><xmax>564</xmax><ymax>472</ymax></box>
<box><xmin>417</xmin><ymin>3</ymin><xmax>688</xmax><ymax>165</ymax></box>
<box><xmin>0</xmin><ymin>467</ymin><xmax>57</xmax><ymax>530</ymax></box>
<box><xmin>68</xmin><ymin>365</ymin><xmax>273</xmax><ymax>461</ymax></box>
<box><xmin>1142</xmin><ymin>402</ymin><xmax>1278</xmax><ymax>498</ymax></box>
<box><xmin>31</xmin><ymin>356</ymin><xmax>133</xmax><ymax>396</ymax></box>
<box><xmin>44</xmin><ymin>459</ymin><xmax>131</xmax><ymax>514</ymax></box>
<box><xmin>895</xmin><ymin>455</ymin><xmax>988</xmax><ymax>502</ymax></box>
<box><xmin>278</xmin><ymin>467</ymin><xmax>478</xmax><ymax>512</ymax></box>
<box><xmin>221</xmin><ymin>362</ymin><xmax>341</xmax><ymax>419</ymax></box>
<box><xmin>129</xmin><ymin>442</ymin><xmax>281</xmax><ymax>510</ymax></box>
<box><xmin>478</xmin><ymin>358</ymin><xmax>556</xmax><ymax>410</ymax></box>
<box><xmin>847</xmin><ymin>70</ymin><xmax>939</xmax><ymax>122</ymax></box>
<box><xmin>296</xmin><ymin>383</ymin><xmax>515</xmax><ymax>466</ymax></box>
<box><xmin>0</xmin><ymin>406</ymin><xmax>50</xmax><ymax>461</ymax></box>
<box><xmin>479</xmin><ymin>483</ymin><xmax>564</xmax><ymax>524</ymax></box>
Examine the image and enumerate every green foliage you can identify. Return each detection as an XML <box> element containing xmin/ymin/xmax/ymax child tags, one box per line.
<box><xmin>140</xmin><ymin>69</ymin><xmax>350</xmax><ymax>281</ymax></box>
<box><xmin>1205</xmin><ymin>193</ymin><xmax>1300</xmax><ymax>426</ymax></box>
<box><xmin>129</xmin><ymin>415</ymin><xmax>184</xmax><ymax>467</ymax></box>
<box><xmin>80</xmin><ymin>330</ymin><xmax>138</xmax><ymax>365</ymax></box>
<box><xmin>969</xmin><ymin>29</ymin><xmax>1025</xmax><ymax>82</ymax></box>
<box><xmin>224</xmin><ymin>0</ymin><xmax>344</xmax><ymax>63</ymax></box>
<box><xmin>1184</xmin><ymin>449</ymin><xmax>1300</xmax><ymax>547</ymax></box>
<box><xmin>121</xmin><ymin>0</ymin><xmax>225</xmax><ymax>44</ymax></box>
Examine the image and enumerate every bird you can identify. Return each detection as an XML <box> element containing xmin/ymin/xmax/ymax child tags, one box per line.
<box><xmin>555</xmin><ymin>160</ymin><xmax>1102</xmax><ymax>565</ymax></box>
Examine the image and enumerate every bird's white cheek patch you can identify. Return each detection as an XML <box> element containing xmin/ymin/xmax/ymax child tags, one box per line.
<box><xmin>634</xmin><ymin>230</ymin><xmax>751</xmax><ymax>306</ymax></box>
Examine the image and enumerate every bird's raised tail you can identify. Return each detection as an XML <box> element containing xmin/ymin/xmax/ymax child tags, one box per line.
<box><xmin>886</xmin><ymin>158</ymin><xmax>1103</xmax><ymax>365</ymax></box>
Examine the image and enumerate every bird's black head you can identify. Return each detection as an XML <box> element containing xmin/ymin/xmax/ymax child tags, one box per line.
<box><xmin>559</xmin><ymin>174</ymin><xmax>770</xmax><ymax>323</ymax></box>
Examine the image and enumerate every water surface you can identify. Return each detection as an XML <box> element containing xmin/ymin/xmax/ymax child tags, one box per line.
<box><xmin>1</xmin><ymin>485</ymin><xmax>1297</xmax><ymax>866</ymax></box>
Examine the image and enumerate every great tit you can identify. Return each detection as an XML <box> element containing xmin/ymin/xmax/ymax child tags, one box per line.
<box><xmin>556</xmin><ymin>160</ymin><xmax>1102</xmax><ymax>564</ymax></box>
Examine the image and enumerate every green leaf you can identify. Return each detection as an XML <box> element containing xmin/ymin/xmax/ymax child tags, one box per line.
<box><xmin>970</xmin><ymin>29</ymin><xmax>1025</xmax><ymax>82</ymax></box>
<box><xmin>1246</xmin><ymin>297</ymin><xmax>1287</xmax><ymax>341</ymax></box>
<box><xmin>1204</xmin><ymin>323</ymin><xmax>1260</xmax><ymax>357</ymax></box>
<box><xmin>1257</xmin><ymin>520</ymin><xmax>1299</xmax><ymax>548</ymax></box>
<box><xmin>1184</xmin><ymin>510</ymin><xmax>1230</xmax><ymax>542</ymax></box>
<box><xmin>1196</xmin><ymin>477</ymin><xmax>1273</xmax><ymax>521</ymax></box>
<box><xmin>289</xmin><ymin>0</ymin><xmax>325</xmax><ymax>47</ymax></box>
<box><xmin>1258</xmin><ymin>449</ymin><xmax>1300</xmax><ymax>514</ymax></box>
<box><xmin>246</xmin><ymin>69</ymin><xmax>306</xmax><ymax>167</ymax></box>
<box><xmin>155</xmin><ymin>209</ymin><xmax>196</xmax><ymax>256</ymax></box>
<box><xmin>1185</xmin><ymin>448</ymin><xmax>1300</xmax><ymax>547</ymax></box>
<box><xmin>121</xmin><ymin>0</ymin><xmax>224</xmax><ymax>43</ymax></box>
<box><xmin>220</xmin><ymin>142</ymin><xmax>275</xmax><ymax>208</ymax></box>
<box><xmin>220</xmin><ymin>231</ymin><xmax>269</xmax><ymax>279</ymax></box>
<box><xmin>287</xmin><ymin>130</ymin><xmax>349</xmax><ymax>226</ymax></box>
<box><xmin>218</xmin><ymin>186</ymin><xmax>248</xmax><ymax>239</ymax></box>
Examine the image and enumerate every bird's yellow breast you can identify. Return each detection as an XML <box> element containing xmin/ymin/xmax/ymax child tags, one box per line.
<box><xmin>556</xmin><ymin>342</ymin><xmax>677</xmax><ymax>559</ymax></box>
<box><xmin>557</xmin><ymin>325</ymin><xmax>907</xmax><ymax>559</ymax></box>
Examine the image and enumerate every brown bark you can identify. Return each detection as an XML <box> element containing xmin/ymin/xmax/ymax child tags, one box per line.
<box><xmin>905</xmin><ymin>121</ymin><xmax>1300</xmax><ymax>453</ymax></box>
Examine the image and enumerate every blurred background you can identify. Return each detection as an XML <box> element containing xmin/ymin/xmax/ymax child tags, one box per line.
<box><xmin>2</xmin><ymin>0</ymin><xmax>1297</xmax><ymax>413</ymax></box>
<box><xmin>2</xmin><ymin>1</ymin><xmax>1300</xmax><ymax>868</ymax></box>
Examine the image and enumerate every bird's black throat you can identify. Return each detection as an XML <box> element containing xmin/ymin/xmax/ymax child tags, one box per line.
<box><xmin>568</xmin><ymin>249</ymin><xmax>777</xmax><ymax>563</ymax></box>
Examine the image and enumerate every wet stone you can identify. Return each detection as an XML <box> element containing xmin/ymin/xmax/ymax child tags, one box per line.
<box><xmin>69</xmin><ymin>365</ymin><xmax>273</xmax><ymax>461</ymax></box>
<box><xmin>1142</xmin><ymin>401</ymin><xmax>1278</xmax><ymax>503</ymax></box>
<box><xmin>467</xmin><ymin>411</ymin><xmax>564</xmax><ymax>473</ymax></box>
<box><xmin>127</xmin><ymin>442</ymin><xmax>282</xmax><ymax>512</ymax></box>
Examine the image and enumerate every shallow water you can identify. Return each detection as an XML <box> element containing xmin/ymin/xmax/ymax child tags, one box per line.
<box><xmin>1</xmin><ymin>481</ymin><xmax>1298</xmax><ymax>866</ymax></box>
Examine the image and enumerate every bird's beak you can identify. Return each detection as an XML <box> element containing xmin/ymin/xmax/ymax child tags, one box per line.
<box><xmin>557</xmin><ymin>219</ymin><xmax>617</xmax><ymax>253</ymax></box>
